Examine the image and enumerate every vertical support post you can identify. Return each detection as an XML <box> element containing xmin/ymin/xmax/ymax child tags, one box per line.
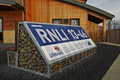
<box><xmin>16</xmin><ymin>52</ymin><xmax>18</xmax><ymax>67</ymax></box>
<box><xmin>103</xmin><ymin>19</ymin><xmax>107</xmax><ymax>42</ymax></box>
<box><xmin>7</xmin><ymin>52</ymin><xmax>9</xmax><ymax>66</ymax></box>
<box><xmin>48</xmin><ymin>64</ymin><xmax>51</xmax><ymax>77</ymax></box>
<box><xmin>15</xmin><ymin>21</ymin><xmax>18</xmax><ymax>52</ymax></box>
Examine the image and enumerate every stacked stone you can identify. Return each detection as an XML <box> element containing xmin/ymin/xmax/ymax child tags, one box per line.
<box><xmin>91</xmin><ymin>48</ymin><xmax>96</xmax><ymax>54</ymax></box>
<box><xmin>94</xmin><ymin>48</ymin><xmax>97</xmax><ymax>52</ymax></box>
<box><xmin>70</xmin><ymin>54</ymin><xmax>81</xmax><ymax>64</ymax></box>
<box><xmin>82</xmin><ymin>52</ymin><xmax>86</xmax><ymax>58</ymax></box>
<box><xmin>88</xmin><ymin>50</ymin><xmax>91</xmax><ymax>55</ymax></box>
<box><xmin>18</xmin><ymin>24</ymin><xmax>47</xmax><ymax>74</ymax></box>
<box><xmin>9</xmin><ymin>53</ymin><xmax>16</xmax><ymax>66</ymax></box>
<box><xmin>51</xmin><ymin>47</ymin><xmax>97</xmax><ymax>73</ymax></box>
<box><xmin>85</xmin><ymin>50</ymin><xmax>89</xmax><ymax>57</ymax></box>
<box><xmin>51</xmin><ymin>59</ymin><xmax>69</xmax><ymax>73</ymax></box>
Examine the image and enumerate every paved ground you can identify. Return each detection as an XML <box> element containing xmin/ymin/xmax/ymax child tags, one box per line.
<box><xmin>0</xmin><ymin>43</ymin><xmax>120</xmax><ymax>80</ymax></box>
<box><xmin>102</xmin><ymin>54</ymin><xmax>120</xmax><ymax>80</ymax></box>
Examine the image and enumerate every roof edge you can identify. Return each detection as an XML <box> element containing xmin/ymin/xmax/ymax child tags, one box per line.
<box><xmin>0</xmin><ymin>0</ymin><xmax>25</xmax><ymax>10</ymax></box>
<box><xmin>61</xmin><ymin>0</ymin><xmax>115</xmax><ymax>19</ymax></box>
<box><xmin>0</xmin><ymin>0</ymin><xmax>16</xmax><ymax>5</ymax></box>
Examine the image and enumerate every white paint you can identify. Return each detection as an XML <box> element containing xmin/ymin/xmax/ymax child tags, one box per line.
<box><xmin>32</xmin><ymin>25</ymin><xmax>42</xmax><ymax>27</ymax></box>
<box><xmin>35</xmin><ymin>29</ymin><xmax>52</xmax><ymax>43</ymax></box>
<box><xmin>46</xmin><ymin>29</ymin><xmax>61</xmax><ymax>42</ymax></box>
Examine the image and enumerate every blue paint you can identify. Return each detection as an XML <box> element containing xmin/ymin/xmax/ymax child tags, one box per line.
<box><xmin>27</xmin><ymin>23</ymin><xmax>90</xmax><ymax>46</ymax></box>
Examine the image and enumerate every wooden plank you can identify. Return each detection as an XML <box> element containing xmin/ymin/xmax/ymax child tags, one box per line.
<box><xmin>88</xmin><ymin>21</ymin><xmax>103</xmax><ymax>42</ymax></box>
<box><xmin>0</xmin><ymin>10</ymin><xmax>22</xmax><ymax>30</ymax></box>
<box><xmin>5</xmin><ymin>20</ymin><xmax>18</xmax><ymax>51</ymax></box>
<box><xmin>15</xmin><ymin>20</ymin><xmax>18</xmax><ymax>51</ymax></box>
<box><xmin>88</xmin><ymin>11</ymin><xmax>104</xmax><ymax>20</ymax></box>
<box><xmin>26</xmin><ymin>0</ymin><xmax>32</xmax><ymax>21</ymax></box>
<box><xmin>103</xmin><ymin>19</ymin><xmax>107</xmax><ymax>41</ymax></box>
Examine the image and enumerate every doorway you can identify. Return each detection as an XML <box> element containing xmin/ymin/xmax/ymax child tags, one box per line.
<box><xmin>0</xmin><ymin>17</ymin><xmax>3</xmax><ymax>42</ymax></box>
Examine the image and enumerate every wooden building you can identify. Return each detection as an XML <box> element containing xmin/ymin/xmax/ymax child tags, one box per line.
<box><xmin>0</xmin><ymin>0</ymin><xmax>24</xmax><ymax>43</ymax></box>
<box><xmin>0</xmin><ymin>0</ymin><xmax>114</xmax><ymax>43</ymax></box>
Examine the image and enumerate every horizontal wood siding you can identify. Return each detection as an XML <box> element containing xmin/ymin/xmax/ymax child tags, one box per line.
<box><xmin>0</xmin><ymin>10</ymin><xmax>23</xmax><ymax>30</ymax></box>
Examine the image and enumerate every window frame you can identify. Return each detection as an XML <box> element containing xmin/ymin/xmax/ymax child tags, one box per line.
<box><xmin>52</xmin><ymin>19</ymin><xmax>62</xmax><ymax>24</ymax></box>
<box><xmin>70</xmin><ymin>19</ymin><xmax>80</xmax><ymax>26</ymax></box>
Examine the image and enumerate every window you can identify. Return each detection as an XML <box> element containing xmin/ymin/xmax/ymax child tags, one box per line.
<box><xmin>53</xmin><ymin>19</ymin><xmax>62</xmax><ymax>24</ymax></box>
<box><xmin>63</xmin><ymin>19</ymin><xmax>69</xmax><ymax>24</ymax></box>
<box><xmin>52</xmin><ymin>19</ymin><xmax>80</xmax><ymax>26</ymax></box>
<box><xmin>71</xmin><ymin>19</ymin><xmax>79</xmax><ymax>26</ymax></box>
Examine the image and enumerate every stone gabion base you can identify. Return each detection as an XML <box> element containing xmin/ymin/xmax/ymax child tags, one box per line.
<box><xmin>51</xmin><ymin>47</ymin><xmax>97</xmax><ymax>73</ymax></box>
<box><xmin>70</xmin><ymin>53</ymin><xmax>81</xmax><ymax>64</ymax></box>
<box><xmin>11</xmin><ymin>23</ymin><xmax>97</xmax><ymax>75</ymax></box>
<box><xmin>51</xmin><ymin>59</ymin><xmax>69</xmax><ymax>73</ymax></box>
<box><xmin>18</xmin><ymin>24</ymin><xmax>47</xmax><ymax>74</ymax></box>
<box><xmin>91</xmin><ymin>48</ymin><xmax>97</xmax><ymax>54</ymax></box>
<box><xmin>7</xmin><ymin>22</ymin><xmax>97</xmax><ymax>77</ymax></box>
<box><xmin>82</xmin><ymin>51</ymin><xmax>89</xmax><ymax>58</ymax></box>
<box><xmin>9</xmin><ymin>53</ymin><xmax>16</xmax><ymax>66</ymax></box>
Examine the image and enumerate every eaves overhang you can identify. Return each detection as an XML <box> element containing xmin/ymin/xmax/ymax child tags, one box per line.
<box><xmin>0</xmin><ymin>0</ymin><xmax>24</xmax><ymax>10</ymax></box>
<box><xmin>61</xmin><ymin>0</ymin><xmax>115</xmax><ymax>19</ymax></box>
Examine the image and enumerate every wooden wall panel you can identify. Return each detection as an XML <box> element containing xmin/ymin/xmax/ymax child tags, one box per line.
<box><xmin>25</xmin><ymin>0</ymin><xmax>108</xmax><ymax>42</ymax></box>
<box><xmin>26</xmin><ymin>0</ymin><xmax>88</xmax><ymax>31</ymax></box>
<box><xmin>26</xmin><ymin>0</ymin><xmax>32</xmax><ymax>21</ymax></box>
<box><xmin>107</xmin><ymin>29</ymin><xmax>120</xmax><ymax>44</ymax></box>
<box><xmin>25</xmin><ymin>0</ymin><xmax>107</xmax><ymax>42</ymax></box>
<box><xmin>50</xmin><ymin>0</ymin><xmax>88</xmax><ymax>31</ymax></box>
<box><xmin>88</xmin><ymin>11</ymin><xmax>108</xmax><ymax>41</ymax></box>
<box><xmin>88</xmin><ymin>21</ymin><xmax>103</xmax><ymax>42</ymax></box>
<box><xmin>0</xmin><ymin>10</ymin><xmax>23</xmax><ymax>30</ymax></box>
<box><xmin>49</xmin><ymin>0</ymin><xmax>63</xmax><ymax>22</ymax></box>
<box><xmin>0</xmin><ymin>9</ymin><xmax>23</xmax><ymax>43</ymax></box>
<box><xmin>26</xmin><ymin>0</ymin><xmax>50</xmax><ymax>23</ymax></box>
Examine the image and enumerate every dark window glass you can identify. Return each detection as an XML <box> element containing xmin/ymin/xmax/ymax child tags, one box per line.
<box><xmin>53</xmin><ymin>20</ymin><xmax>61</xmax><ymax>24</ymax></box>
<box><xmin>64</xmin><ymin>19</ymin><xmax>68</xmax><ymax>24</ymax></box>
